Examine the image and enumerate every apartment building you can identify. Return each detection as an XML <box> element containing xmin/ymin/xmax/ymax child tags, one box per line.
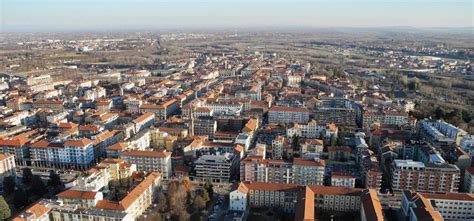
<box><xmin>132</xmin><ymin>112</ymin><xmax>155</xmax><ymax>133</ymax></box>
<box><xmin>46</xmin><ymin>172</ymin><xmax>162</xmax><ymax>221</ymax></box>
<box><xmin>191</xmin><ymin>116</ymin><xmax>217</xmax><ymax>138</ymax></box>
<box><xmin>401</xmin><ymin>191</ymin><xmax>472</xmax><ymax>221</ymax></box>
<box><xmin>230</xmin><ymin>182</ymin><xmax>364</xmax><ymax>214</ymax></box>
<box><xmin>331</xmin><ymin>172</ymin><xmax>356</xmax><ymax>188</ymax></box>
<box><xmin>464</xmin><ymin>167</ymin><xmax>474</xmax><ymax>193</ymax></box>
<box><xmin>0</xmin><ymin>130</ymin><xmax>40</xmax><ymax>166</ymax></box>
<box><xmin>360</xmin><ymin>190</ymin><xmax>384</xmax><ymax>221</ymax></box>
<box><xmin>272</xmin><ymin>135</ymin><xmax>286</xmax><ymax>160</ymax></box>
<box><xmin>286</xmin><ymin>119</ymin><xmax>338</xmax><ymax>139</ymax></box>
<box><xmin>268</xmin><ymin>107</ymin><xmax>310</xmax><ymax>124</ymax></box>
<box><xmin>240</xmin><ymin>156</ymin><xmax>325</xmax><ymax>185</ymax></box>
<box><xmin>32</xmin><ymin>100</ymin><xmax>64</xmax><ymax>111</ymax></box>
<box><xmin>97</xmin><ymin>158</ymin><xmax>137</xmax><ymax>186</ymax></box>
<box><xmin>419</xmin><ymin>120</ymin><xmax>468</xmax><ymax>147</ymax></box>
<box><xmin>0</xmin><ymin>154</ymin><xmax>16</xmax><ymax>191</ymax></box>
<box><xmin>30</xmin><ymin>139</ymin><xmax>95</xmax><ymax>170</ymax></box>
<box><xmin>391</xmin><ymin>160</ymin><xmax>460</xmax><ymax>193</ymax></box>
<box><xmin>194</xmin><ymin>153</ymin><xmax>236</xmax><ymax>183</ymax></box>
<box><xmin>312</xmin><ymin>98</ymin><xmax>356</xmax><ymax>128</ymax></box>
<box><xmin>362</xmin><ymin>110</ymin><xmax>408</xmax><ymax>129</ymax></box>
<box><xmin>139</xmin><ymin>99</ymin><xmax>179</xmax><ymax>120</ymax></box>
<box><xmin>120</xmin><ymin>150</ymin><xmax>172</xmax><ymax>179</ymax></box>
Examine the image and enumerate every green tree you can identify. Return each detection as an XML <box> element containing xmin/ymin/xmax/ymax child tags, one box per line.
<box><xmin>13</xmin><ymin>187</ymin><xmax>28</xmax><ymax>209</ymax></box>
<box><xmin>30</xmin><ymin>175</ymin><xmax>46</xmax><ymax>196</ymax></box>
<box><xmin>203</xmin><ymin>181</ymin><xmax>214</xmax><ymax>198</ymax></box>
<box><xmin>202</xmin><ymin>190</ymin><xmax>210</xmax><ymax>203</ymax></box>
<box><xmin>0</xmin><ymin>196</ymin><xmax>11</xmax><ymax>220</ymax></box>
<box><xmin>48</xmin><ymin>170</ymin><xmax>62</xmax><ymax>187</ymax></box>
<box><xmin>292</xmin><ymin>135</ymin><xmax>300</xmax><ymax>149</ymax></box>
<box><xmin>3</xmin><ymin>176</ymin><xmax>16</xmax><ymax>193</ymax></box>
<box><xmin>22</xmin><ymin>168</ymin><xmax>33</xmax><ymax>185</ymax></box>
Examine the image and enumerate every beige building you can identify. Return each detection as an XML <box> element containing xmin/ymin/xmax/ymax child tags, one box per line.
<box><xmin>121</xmin><ymin>150</ymin><xmax>172</xmax><ymax>179</ymax></box>
<box><xmin>0</xmin><ymin>154</ymin><xmax>16</xmax><ymax>191</ymax></box>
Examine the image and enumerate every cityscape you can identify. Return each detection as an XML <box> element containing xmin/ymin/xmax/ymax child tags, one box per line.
<box><xmin>0</xmin><ymin>1</ymin><xmax>473</xmax><ymax>221</ymax></box>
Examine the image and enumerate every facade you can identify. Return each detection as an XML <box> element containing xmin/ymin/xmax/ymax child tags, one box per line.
<box><xmin>120</xmin><ymin>150</ymin><xmax>172</xmax><ymax>179</ymax></box>
<box><xmin>0</xmin><ymin>154</ymin><xmax>16</xmax><ymax>191</ymax></box>
<box><xmin>132</xmin><ymin>112</ymin><xmax>155</xmax><ymax>133</ymax></box>
<box><xmin>194</xmin><ymin>154</ymin><xmax>235</xmax><ymax>183</ymax></box>
<box><xmin>240</xmin><ymin>156</ymin><xmax>325</xmax><ymax>185</ymax></box>
<box><xmin>192</xmin><ymin>116</ymin><xmax>217</xmax><ymax>138</ymax></box>
<box><xmin>391</xmin><ymin>160</ymin><xmax>460</xmax><ymax>193</ymax></box>
<box><xmin>401</xmin><ymin>191</ymin><xmax>472</xmax><ymax>221</ymax></box>
<box><xmin>230</xmin><ymin>182</ymin><xmax>364</xmax><ymax>215</ymax></box>
<box><xmin>268</xmin><ymin>107</ymin><xmax>310</xmax><ymax>124</ymax></box>
<box><xmin>464</xmin><ymin>167</ymin><xmax>474</xmax><ymax>193</ymax></box>
<box><xmin>272</xmin><ymin>135</ymin><xmax>286</xmax><ymax>160</ymax></box>
<box><xmin>30</xmin><ymin>139</ymin><xmax>95</xmax><ymax>170</ymax></box>
<box><xmin>331</xmin><ymin>172</ymin><xmax>356</xmax><ymax>188</ymax></box>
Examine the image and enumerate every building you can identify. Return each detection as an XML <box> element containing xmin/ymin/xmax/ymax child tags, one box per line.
<box><xmin>30</xmin><ymin>139</ymin><xmax>95</xmax><ymax>170</ymax></box>
<box><xmin>464</xmin><ymin>167</ymin><xmax>474</xmax><ymax>193</ymax></box>
<box><xmin>313</xmin><ymin>98</ymin><xmax>357</xmax><ymax>128</ymax></box>
<box><xmin>360</xmin><ymin>189</ymin><xmax>384</xmax><ymax>221</ymax></box>
<box><xmin>194</xmin><ymin>153</ymin><xmax>236</xmax><ymax>183</ymax></box>
<box><xmin>192</xmin><ymin>116</ymin><xmax>217</xmax><ymax>138</ymax></box>
<box><xmin>401</xmin><ymin>191</ymin><xmax>473</xmax><ymax>221</ymax></box>
<box><xmin>286</xmin><ymin>120</ymin><xmax>338</xmax><ymax>140</ymax></box>
<box><xmin>120</xmin><ymin>150</ymin><xmax>172</xmax><ymax>179</ymax></box>
<box><xmin>0</xmin><ymin>154</ymin><xmax>16</xmax><ymax>191</ymax></box>
<box><xmin>139</xmin><ymin>99</ymin><xmax>179</xmax><ymax>120</ymax></box>
<box><xmin>240</xmin><ymin>156</ymin><xmax>325</xmax><ymax>185</ymax></box>
<box><xmin>272</xmin><ymin>135</ymin><xmax>286</xmax><ymax>160</ymax></box>
<box><xmin>268</xmin><ymin>107</ymin><xmax>310</xmax><ymax>124</ymax></box>
<box><xmin>230</xmin><ymin>182</ymin><xmax>365</xmax><ymax>217</ymax></box>
<box><xmin>391</xmin><ymin>160</ymin><xmax>460</xmax><ymax>193</ymax></box>
<box><xmin>132</xmin><ymin>112</ymin><xmax>155</xmax><ymax>133</ymax></box>
<box><xmin>331</xmin><ymin>172</ymin><xmax>356</xmax><ymax>188</ymax></box>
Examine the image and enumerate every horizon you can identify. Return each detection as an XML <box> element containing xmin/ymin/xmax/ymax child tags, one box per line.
<box><xmin>1</xmin><ymin>0</ymin><xmax>473</xmax><ymax>33</ymax></box>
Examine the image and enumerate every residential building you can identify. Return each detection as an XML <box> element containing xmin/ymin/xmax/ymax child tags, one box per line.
<box><xmin>331</xmin><ymin>172</ymin><xmax>356</xmax><ymax>188</ymax></box>
<box><xmin>240</xmin><ymin>156</ymin><xmax>325</xmax><ymax>185</ymax></box>
<box><xmin>194</xmin><ymin>153</ymin><xmax>236</xmax><ymax>183</ymax></box>
<box><xmin>464</xmin><ymin>167</ymin><xmax>474</xmax><ymax>193</ymax></box>
<box><xmin>120</xmin><ymin>150</ymin><xmax>172</xmax><ymax>179</ymax></box>
<box><xmin>268</xmin><ymin>107</ymin><xmax>310</xmax><ymax>124</ymax></box>
<box><xmin>0</xmin><ymin>154</ymin><xmax>16</xmax><ymax>191</ymax></box>
<box><xmin>391</xmin><ymin>160</ymin><xmax>460</xmax><ymax>193</ymax></box>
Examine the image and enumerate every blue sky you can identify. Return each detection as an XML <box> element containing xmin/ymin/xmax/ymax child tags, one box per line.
<box><xmin>1</xmin><ymin>0</ymin><xmax>473</xmax><ymax>31</ymax></box>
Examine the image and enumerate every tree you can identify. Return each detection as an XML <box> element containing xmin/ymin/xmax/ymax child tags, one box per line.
<box><xmin>3</xmin><ymin>176</ymin><xmax>15</xmax><ymax>193</ymax></box>
<box><xmin>182</xmin><ymin>177</ymin><xmax>193</xmax><ymax>193</ymax></box>
<box><xmin>48</xmin><ymin>170</ymin><xmax>62</xmax><ymax>187</ymax></box>
<box><xmin>292</xmin><ymin>135</ymin><xmax>300</xmax><ymax>149</ymax></box>
<box><xmin>177</xmin><ymin>210</ymin><xmax>191</xmax><ymax>221</ymax></box>
<box><xmin>30</xmin><ymin>175</ymin><xmax>46</xmax><ymax>196</ymax></box>
<box><xmin>194</xmin><ymin>195</ymin><xmax>206</xmax><ymax>210</ymax></box>
<box><xmin>13</xmin><ymin>187</ymin><xmax>28</xmax><ymax>209</ymax></box>
<box><xmin>22</xmin><ymin>168</ymin><xmax>33</xmax><ymax>185</ymax></box>
<box><xmin>202</xmin><ymin>190</ymin><xmax>210</xmax><ymax>203</ymax></box>
<box><xmin>156</xmin><ymin>192</ymin><xmax>168</xmax><ymax>213</ymax></box>
<box><xmin>0</xmin><ymin>196</ymin><xmax>11</xmax><ymax>220</ymax></box>
<box><xmin>167</xmin><ymin>181</ymin><xmax>187</xmax><ymax>216</ymax></box>
<box><xmin>203</xmin><ymin>181</ymin><xmax>214</xmax><ymax>198</ymax></box>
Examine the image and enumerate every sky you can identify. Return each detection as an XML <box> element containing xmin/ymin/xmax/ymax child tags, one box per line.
<box><xmin>1</xmin><ymin>0</ymin><xmax>473</xmax><ymax>32</ymax></box>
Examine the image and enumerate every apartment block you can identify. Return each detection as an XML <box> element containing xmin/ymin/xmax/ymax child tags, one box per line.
<box><xmin>391</xmin><ymin>160</ymin><xmax>460</xmax><ymax>193</ymax></box>
<box><xmin>268</xmin><ymin>107</ymin><xmax>310</xmax><ymax>124</ymax></box>
<box><xmin>240</xmin><ymin>156</ymin><xmax>325</xmax><ymax>185</ymax></box>
<box><xmin>120</xmin><ymin>150</ymin><xmax>172</xmax><ymax>179</ymax></box>
<box><xmin>0</xmin><ymin>154</ymin><xmax>16</xmax><ymax>192</ymax></box>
